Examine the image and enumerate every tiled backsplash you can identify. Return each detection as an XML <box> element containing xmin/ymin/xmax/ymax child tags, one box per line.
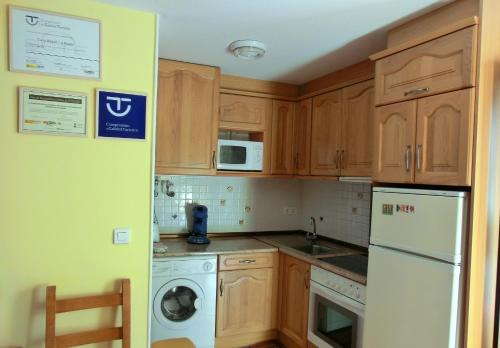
<box><xmin>154</xmin><ymin>175</ymin><xmax>371</xmax><ymax>247</ymax></box>
<box><xmin>154</xmin><ymin>175</ymin><xmax>302</xmax><ymax>233</ymax></box>
<box><xmin>301</xmin><ymin>181</ymin><xmax>371</xmax><ymax>247</ymax></box>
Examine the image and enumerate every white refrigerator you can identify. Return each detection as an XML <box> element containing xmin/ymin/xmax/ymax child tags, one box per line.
<box><xmin>363</xmin><ymin>187</ymin><xmax>468</xmax><ymax>348</ymax></box>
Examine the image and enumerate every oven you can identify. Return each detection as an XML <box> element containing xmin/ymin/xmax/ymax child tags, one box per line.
<box><xmin>308</xmin><ymin>266</ymin><xmax>365</xmax><ymax>348</ymax></box>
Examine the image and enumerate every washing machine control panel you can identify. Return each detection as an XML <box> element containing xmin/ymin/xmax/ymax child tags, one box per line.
<box><xmin>153</xmin><ymin>257</ymin><xmax>217</xmax><ymax>276</ymax></box>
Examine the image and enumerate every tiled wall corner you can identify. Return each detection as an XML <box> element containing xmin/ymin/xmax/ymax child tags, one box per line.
<box><xmin>301</xmin><ymin>181</ymin><xmax>372</xmax><ymax>247</ymax></box>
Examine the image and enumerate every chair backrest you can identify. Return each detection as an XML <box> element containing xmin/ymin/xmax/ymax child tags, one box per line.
<box><xmin>45</xmin><ymin>279</ymin><xmax>130</xmax><ymax>348</ymax></box>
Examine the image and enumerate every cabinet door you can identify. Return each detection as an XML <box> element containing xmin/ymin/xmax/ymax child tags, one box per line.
<box><xmin>375</xmin><ymin>26</ymin><xmax>477</xmax><ymax>105</ymax></box>
<box><xmin>341</xmin><ymin>80</ymin><xmax>375</xmax><ymax>176</ymax></box>
<box><xmin>155</xmin><ymin>60</ymin><xmax>219</xmax><ymax>175</ymax></box>
<box><xmin>220</xmin><ymin>94</ymin><xmax>272</xmax><ymax>131</ymax></box>
<box><xmin>217</xmin><ymin>268</ymin><xmax>276</xmax><ymax>337</ymax></box>
<box><xmin>271</xmin><ymin>101</ymin><xmax>296</xmax><ymax>175</ymax></box>
<box><xmin>373</xmin><ymin>101</ymin><xmax>417</xmax><ymax>183</ymax></box>
<box><xmin>280</xmin><ymin>254</ymin><xmax>310</xmax><ymax>348</ymax></box>
<box><xmin>415</xmin><ymin>89</ymin><xmax>474</xmax><ymax>185</ymax></box>
<box><xmin>294</xmin><ymin>99</ymin><xmax>312</xmax><ymax>175</ymax></box>
<box><xmin>311</xmin><ymin>90</ymin><xmax>342</xmax><ymax>176</ymax></box>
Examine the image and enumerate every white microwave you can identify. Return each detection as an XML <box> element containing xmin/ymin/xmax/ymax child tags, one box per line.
<box><xmin>217</xmin><ymin>139</ymin><xmax>263</xmax><ymax>171</ymax></box>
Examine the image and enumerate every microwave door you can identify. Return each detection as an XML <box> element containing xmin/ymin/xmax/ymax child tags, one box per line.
<box><xmin>218</xmin><ymin>145</ymin><xmax>248</xmax><ymax>170</ymax></box>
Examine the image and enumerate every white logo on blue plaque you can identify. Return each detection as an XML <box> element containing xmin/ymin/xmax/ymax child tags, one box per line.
<box><xmin>96</xmin><ymin>89</ymin><xmax>147</xmax><ymax>140</ymax></box>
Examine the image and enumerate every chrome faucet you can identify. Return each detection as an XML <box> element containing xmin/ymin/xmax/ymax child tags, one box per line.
<box><xmin>306</xmin><ymin>217</ymin><xmax>317</xmax><ymax>242</ymax></box>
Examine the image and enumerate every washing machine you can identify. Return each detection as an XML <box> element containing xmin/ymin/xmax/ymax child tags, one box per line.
<box><xmin>151</xmin><ymin>255</ymin><xmax>217</xmax><ymax>348</ymax></box>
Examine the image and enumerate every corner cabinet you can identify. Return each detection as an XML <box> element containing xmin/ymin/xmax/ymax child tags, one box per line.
<box><xmin>294</xmin><ymin>98</ymin><xmax>313</xmax><ymax>175</ymax></box>
<box><xmin>155</xmin><ymin>59</ymin><xmax>220</xmax><ymax>175</ymax></box>
<box><xmin>216</xmin><ymin>252</ymin><xmax>278</xmax><ymax>348</ymax></box>
<box><xmin>271</xmin><ymin>101</ymin><xmax>296</xmax><ymax>175</ymax></box>
<box><xmin>279</xmin><ymin>254</ymin><xmax>311</xmax><ymax>348</ymax></box>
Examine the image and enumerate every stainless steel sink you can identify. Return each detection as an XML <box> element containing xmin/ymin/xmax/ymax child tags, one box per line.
<box><xmin>291</xmin><ymin>244</ymin><xmax>335</xmax><ymax>255</ymax></box>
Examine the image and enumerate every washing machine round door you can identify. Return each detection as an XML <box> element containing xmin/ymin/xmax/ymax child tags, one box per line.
<box><xmin>153</xmin><ymin>278</ymin><xmax>205</xmax><ymax>329</ymax></box>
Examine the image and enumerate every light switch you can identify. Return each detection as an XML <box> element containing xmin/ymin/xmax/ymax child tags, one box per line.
<box><xmin>113</xmin><ymin>228</ymin><xmax>131</xmax><ymax>244</ymax></box>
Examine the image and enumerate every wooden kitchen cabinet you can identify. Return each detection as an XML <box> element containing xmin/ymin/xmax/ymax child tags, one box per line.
<box><xmin>279</xmin><ymin>254</ymin><xmax>310</xmax><ymax>348</ymax></box>
<box><xmin>373</xmin><ymin>100</ymin><xmax>417</xmax><ymax>183</ymax></box>
<box><xmin>155</xmin><ymin>59</ymin><xmax>219</xmax><ymax>175</ymax></box>
<box><xmin>219</xmin><ymin>94</ymin><xmax>272</xmax><ymax>131</ymax></box>
<box><xmin>294</xmin><ymin>98</ymin><xmax>313</xmax><ymax>175</ymax></box>
<box><xmin>271</xmin><ymin>100</ymin><xmax>296</xmax><ymax>175</ymax></box>
<box><xmin>216</xmin><ymin>252</ymin><xmax>278</xmax><ymax>347</ymax></box>
<box><xmin>341</xmin><ymin>79</ymin><xmax>375</xmax><ymax>176</ymax></box>
<box><xmin>310</xmin><ymin>90</ymin><xmax>343</xmax><ymax>175</ymax></box>
<box><xmin>373</xmin><ymin>89</ymin><xmax>474</xmax><ymax>186</ymax></box>
<box><xmin>414</xmin><ymin>89</ymin><xmax>475</xmax><ymax>185</ymax></box>
<box><xmin>375</xmin><ymin>26</ymin><xmax>477</xmax><ymax>106</ymax></box>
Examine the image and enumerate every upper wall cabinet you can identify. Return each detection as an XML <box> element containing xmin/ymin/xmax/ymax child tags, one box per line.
<box><xmin>341</xmin><ymin>80</ymin><xmax>375</xmax><ymax>176</ymax></box>
<box><xmin>373</xmin><ymin>89</ymin><xmax>474</xmax><ymax>186</ymax></box>
<box><xmin>294</xmin><ymin>98</ymin><xmax>313</xmax><ymax>176</ymax></box>
<box><xmin>271</xmin><ymin>101</ymin><xmax>296</xmax><ymax>175</ymax></box>
<box><xmin>375</xmin><ymin>26</ymin><xmax>477</xmax><ymax>106</ymax></box>
<box><xmin>220</xmin><ymin>94</ymin><xmax>272</xmax><ymax>131</ymax></box>
<box><xmin>156</xmin><ymin>60</ymin><xmax>220</xmax><ymax>175</ymax></box>
<box><xmin>311</xmin><ymin>90</ymin><xmax>343</xmax><ymax>176</ymax></box>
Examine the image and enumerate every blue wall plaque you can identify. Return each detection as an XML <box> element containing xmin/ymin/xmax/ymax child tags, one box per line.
<box><xmin>96</xmin><ymin>89</ymin><xmax>147</xmax><ymax>140</ymax></box>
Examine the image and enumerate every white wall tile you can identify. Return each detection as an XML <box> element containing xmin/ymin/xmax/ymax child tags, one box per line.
<box><xmin>153</xmin><ymin>175</ymin><xmax>371</xmax><ymax>247</ymax></box>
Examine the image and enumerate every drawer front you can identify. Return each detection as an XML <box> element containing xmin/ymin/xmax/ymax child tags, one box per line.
<box><xmin>375</xmin><ymin>26</ymin><xmax>477</xmax><ymax>106</ymax></box>
<box><xmin>219</xmin><ymin>252</ymin><xmax>277</xmax><ymax>271</ymax></box>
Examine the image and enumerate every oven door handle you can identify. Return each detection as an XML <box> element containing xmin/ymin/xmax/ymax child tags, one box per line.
<box><xmin>309</xmin><ymin>281</ymin><xmax>365</xmax><ymax>315</ymax></box>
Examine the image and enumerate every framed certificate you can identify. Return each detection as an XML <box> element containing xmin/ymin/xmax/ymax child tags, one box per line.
<box><xmin>19</xmin><ymin>87</ymin><xmax>88</xmax><ymax>136</ymax></box>
<box><xmin>9</xmin><ymin>6</ymin><xmax>101</xmax><ymax>79</ymax></box>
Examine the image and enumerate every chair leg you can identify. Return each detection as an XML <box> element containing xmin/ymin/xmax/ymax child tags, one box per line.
<box><xmin>46</xmin><ymin>286</ymin><xmax>56</xmax><ymax>348</ymax></box>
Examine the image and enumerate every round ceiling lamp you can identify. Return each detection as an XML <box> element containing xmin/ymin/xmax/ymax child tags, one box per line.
<box><xmin>229</xmin><ymin>40</ymin><xmax>266</xmax><ymax>60</ymax></box>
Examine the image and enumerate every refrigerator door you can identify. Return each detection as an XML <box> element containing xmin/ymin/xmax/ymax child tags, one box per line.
<box><xmin>363</xmin><ymin>245</ymin><xmax>461</xmax><ymax>348</ymax></box>
<box><xmin>371</xmin><ymin>187</ymin><xmax>467</xmax><ymax>263</ymax></box>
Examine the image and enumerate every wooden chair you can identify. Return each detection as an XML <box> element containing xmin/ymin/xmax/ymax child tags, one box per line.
<box><xmin>151</xmin><ymin>338</ymin><xmax>196</xmax><ymax>348</ymax></box>
<box><xmin>45</xmin><ymin>279</ymin><xmax>130</xmax><ymax>348</ymax></box>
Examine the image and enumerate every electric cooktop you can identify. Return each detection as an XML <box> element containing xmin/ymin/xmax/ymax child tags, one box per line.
<box><xmin>320</xmin><ymin>254</ymin><xmax>368</xmax><ymax>277</ymax></box>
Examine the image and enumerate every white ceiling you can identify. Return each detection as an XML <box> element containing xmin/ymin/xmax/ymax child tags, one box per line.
<box><xmin>100</xmin><ymin>0</ymin><xmax>451</xmax><ymax>84</ymax></box>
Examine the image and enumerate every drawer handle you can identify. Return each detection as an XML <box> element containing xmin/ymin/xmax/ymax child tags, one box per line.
<box><xmin>238</xmin><ymin>259</ymin><xmax>257</xmax><ymax>264</ymax></box>
<box><xmin>404</xmin><ymin>87</ymin><xmax>430</xmax><ymax>96</ymax></box>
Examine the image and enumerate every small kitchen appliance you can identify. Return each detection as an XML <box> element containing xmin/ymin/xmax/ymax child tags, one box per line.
<box><xmin>217</xmin><ymin>139</ymin><xmax>263</xmax><ymax>171</ymax></box>
<box><xmin>187</xmin><ymin>205</ymin><xmax>210</xmax><ymax>244</ymax></box>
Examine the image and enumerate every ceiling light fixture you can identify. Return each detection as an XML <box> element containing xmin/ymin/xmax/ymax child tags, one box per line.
<box><xmin>229</xmin><ymin>40</ymin><xmax>266</xmax><ymax>60</ymax></box>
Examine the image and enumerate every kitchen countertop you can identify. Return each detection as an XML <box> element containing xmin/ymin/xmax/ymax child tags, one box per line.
<box><xmin>154</xmin><ymin>233</ymin><xmax>368</xmax><ymax>285</ymax></box>
<box><xmin>256</xmin><ymin>234</ymin><xmax>367</xmax><ymax>285</ymax></box>
<box><xmin>153</xmin><ymin>236</ymin><xmax>277</xmax><ymax>257</ymax></box>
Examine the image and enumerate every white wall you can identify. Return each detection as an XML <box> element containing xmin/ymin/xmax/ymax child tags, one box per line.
<box><xmin>154</xmin><ymin>175</ymin><xmax>371</xmax><ymax>247</ymax></box>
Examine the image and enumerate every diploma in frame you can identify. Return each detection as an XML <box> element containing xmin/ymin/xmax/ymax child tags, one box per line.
<box><xmin>19</xmin><ymin>87</ymin><xmax>88</xmax><ymax>137</ymax></box>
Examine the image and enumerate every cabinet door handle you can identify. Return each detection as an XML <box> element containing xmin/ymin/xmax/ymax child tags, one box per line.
<box><xmin>219</xmin><ymin>279</ymin><xmax>223</xmax><ymax>297</ymax></box>
<box><xmin>404</xmin><ymin>145</ymin><xmax>411</xmax><ymax>172</ymax></box>
<box><xmin>212</xmin><ymin>150</ymin><xmax>216</xmax><ymax>169</ymax></box>
<box><xmin>238</xmin><ymin>259</ymin><xmax>256</xmax><ymax>264</ymax></box>
<box><xmin>404</xmin><ymin>87</ymin><xmax>430</xmax><ymax>97</ymax></box>
<box><xmin>304</xmin><ymin>270</ymin><xmax>310</xmax><ymax>290</ymax></box>
<box><xmin>335</xmin><ymin>150</ymin><xmax>340</xmax><ymax>169</ymax></box>
<box><xmin>416</xmin><ymin>145</ymin><xmax>422</xmax><ymax>171</ymax></box>
<box><xmin>340</xmin><ymin>150</ymin><xmax>345</xmax><ymax>169</ymax></box>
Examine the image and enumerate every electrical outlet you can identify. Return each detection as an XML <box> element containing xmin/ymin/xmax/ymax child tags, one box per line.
<box><xmin>288</xmin><ymin>207</ymin><xmax>297</xmax><ymax>215</ymax></box>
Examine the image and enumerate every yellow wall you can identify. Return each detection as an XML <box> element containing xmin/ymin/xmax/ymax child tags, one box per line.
<box><xmin>0</xmin><ymin>1</ymin><xmax>156</xmax><ymax>347</ymax></box>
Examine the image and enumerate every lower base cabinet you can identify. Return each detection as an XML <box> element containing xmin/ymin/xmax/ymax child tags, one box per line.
<box><xmin>279</xmin><ymin>254</ymin><xmax>311</xmax><ymax>348</ymax></box>
<box><xmin>215</xmin><ymin>252</ymin><xmax>278</xmax><ymax>348</ymax></box>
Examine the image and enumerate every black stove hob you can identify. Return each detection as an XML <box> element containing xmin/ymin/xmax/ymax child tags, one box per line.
<box><xmin>320</xmin><ymin>254</ymin><xmax>368</xmax><ymax>277</ymax></box>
